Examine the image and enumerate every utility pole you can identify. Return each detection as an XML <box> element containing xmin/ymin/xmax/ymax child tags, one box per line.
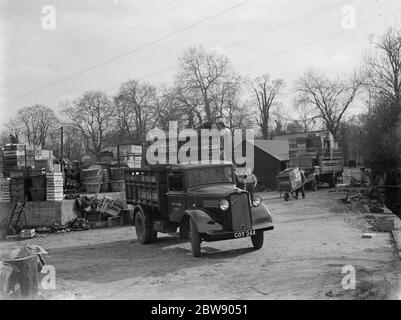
<box><xmin>60</xmin><ymin>126</ymin><xmax>64</xmax><ymax>173</ymax></box>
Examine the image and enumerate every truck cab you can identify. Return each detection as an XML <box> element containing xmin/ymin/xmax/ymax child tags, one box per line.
<box><xmin>125</xmin><ymin>162</ymin><xmax>273</xmax><ymax>257</ymax></box>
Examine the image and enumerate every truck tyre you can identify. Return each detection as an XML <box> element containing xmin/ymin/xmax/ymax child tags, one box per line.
<box><xmin>134</xmin><ymin>209</ymin><xmax>153</xmax><ymax>244</ymax></box>
<box><xmin>328</xmin><ymin>174</ymin><xmax>336</xmax><ymax>188</ymax></box>
<box><xmin>189</xmin><ymin>218</ymin><xmax>201</xmax><ymax>257</ymax></box>
<box><xmin>251</xmin><ymin>230</ymin><xmax>264</xmax><ymax>250</ymax></box>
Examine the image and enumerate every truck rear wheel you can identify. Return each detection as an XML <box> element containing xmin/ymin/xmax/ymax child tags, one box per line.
<box><xmin>251</xmin><ymin>230</ymin><xmax>264</xmax><ymax>250</ymax></box>
<box><xmin>134</xmin><ymin>209</ymin><xmax>154</xmax><ymax>244</ymax></box>
<box><xmin>189</xmin><ymin>219</ymin><xmax>201</xmax><ymax>257</ymax></box>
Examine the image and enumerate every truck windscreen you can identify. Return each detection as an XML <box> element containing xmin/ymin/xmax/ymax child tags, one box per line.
<box><xmin>187</xmin><ymin>166</ymin><xmax>234</xmax><ymax>187</ymax></box>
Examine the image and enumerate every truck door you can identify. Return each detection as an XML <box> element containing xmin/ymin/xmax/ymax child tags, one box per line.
<box><xmin>167</xmin><ymin>171</ymin><xmax>187</xmax><ymax>223</ymax></box>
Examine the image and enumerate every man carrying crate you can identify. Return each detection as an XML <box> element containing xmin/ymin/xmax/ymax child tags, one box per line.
<box><xmin>295</xmin><ymin>169</ymin><xmax>307</xmax><ymax>199</ymax></box>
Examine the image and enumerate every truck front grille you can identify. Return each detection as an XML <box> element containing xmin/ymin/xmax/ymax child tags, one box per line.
<box><xmin>230</xmin><ymin>193</ymin><xmax>252</xmax><ymax>231</ymax></box>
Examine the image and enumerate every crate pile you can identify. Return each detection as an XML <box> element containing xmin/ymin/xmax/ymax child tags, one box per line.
<box><xmin>289</xmin><ymin>134</ymin><xmax>323</xmax><ymax>158</ymax></box>
<box><xmin>10</xmin><ymin>177</ymin><xmax>28</xmax><ymax>202</ymax></box>
<box><xmin>46</xmin><ymin>172</ymin><xmax>63</xmax><ymax>201</ymax></box>
<box><xmin>3</xmin><ymin>144</ymin><xmax>27</xmax><ymax>176</ymax></box>
<box><xmin>118</xmin><ymin>145</ymin><xmax>144</xmax><ymax>168</ymax></box>
<box><xmin>34</xmin><ymin>148</ymin><xmax>54</xmax><ymax>171</ymax></box>
<box><xmin>1</xmin><ymin>144</ymin><xmax>54</xmax><ymax>177</ymax></box>
<box><xmin>0</xmin><ymin>178</ymin><xmax>11</xmax><ymax>202</ymax></box>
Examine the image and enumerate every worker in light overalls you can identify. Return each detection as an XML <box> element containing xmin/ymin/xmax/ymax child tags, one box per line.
<box><xmin>235</xmin><ymin>167</ymin><xmax>257</xmax><ymax>201</ymax></box>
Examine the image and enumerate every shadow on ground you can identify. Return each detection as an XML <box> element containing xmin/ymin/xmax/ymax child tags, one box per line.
<box><xmin>47</xmin><ymin>234</ymin><xmax>256</xmax><ymax>284</ymax></box>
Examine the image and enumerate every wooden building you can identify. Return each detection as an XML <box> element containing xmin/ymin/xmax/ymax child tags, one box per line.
<box><xmin>235</xmin><ymin>139</ymin><xmax>289</xmax><ymax>189</ymax></box>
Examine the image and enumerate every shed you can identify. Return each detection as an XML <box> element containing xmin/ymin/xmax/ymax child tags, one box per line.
<box><xmin>235</xmin><ymin>139</ymin><xmax>289</xmax><ymax>189</ymax></box>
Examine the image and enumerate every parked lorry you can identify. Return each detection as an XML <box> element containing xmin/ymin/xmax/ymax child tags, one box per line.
<box><xmin>287</xmin><ymin>131</ymin><xmax>344</xmax><ymax>189</ymax></box>
<box><xmin>289</xmin><ymin>155</ymin><xmax>344</xmax><ymax>188</ymax></box>
<box><xmin>124</xmin><ymin>162</ymin><xmax>274</xmax><ymax>257</ymax></box>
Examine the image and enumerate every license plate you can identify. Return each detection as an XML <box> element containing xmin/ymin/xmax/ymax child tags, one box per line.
<box><xmin>234</xmin><ymin>229</ymin><xmax>256</xmax><ymax>238</ymax></box>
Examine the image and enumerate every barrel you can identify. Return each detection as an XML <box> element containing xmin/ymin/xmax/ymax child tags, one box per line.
<box><xmin>110</xmin><ymin>180</ymin><xmax>125</xmax><ymax>192</ymax></box>
<box><xmin>100</xmin><ymin>168</ymin><xmax>111</xmax><ymax>192</ymax></box>
<box><xmin>84</xmin><ymin>182</ymin><xmax>101</xmax><ymax>194</ymax></box>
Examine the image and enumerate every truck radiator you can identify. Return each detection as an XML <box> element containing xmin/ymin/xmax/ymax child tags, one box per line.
<box><xmin>230</xmin><ymin>193</ymin><xmax>252</xmax><ymax>231</ymax></box>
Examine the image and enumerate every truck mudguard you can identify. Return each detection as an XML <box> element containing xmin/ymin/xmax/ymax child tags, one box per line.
<box><xmin>184</xmin><ymin>209</ymin><xmax>224</xmax><ymax>234</ymax></box>
<box><xmin>250</xmin><ymin>203</ymin><xmax>273</xmax><ymax>229</ymax></box>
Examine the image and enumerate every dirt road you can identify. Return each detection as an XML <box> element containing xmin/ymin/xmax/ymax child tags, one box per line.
<box><xmin>1</xmin><ymin>189</ymin><xmax>400</xmax><ymax>299</ymax></box>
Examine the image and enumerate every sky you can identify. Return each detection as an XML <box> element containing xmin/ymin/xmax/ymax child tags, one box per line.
<box><xmin>0</xmin><ymin>0</ymin><xmax>400</xmax><ymax>133</ymax></box>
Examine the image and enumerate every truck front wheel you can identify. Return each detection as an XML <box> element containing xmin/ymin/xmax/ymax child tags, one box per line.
<box><xmin>134</xmin><ymin>210</ymin><xmax>154</xmax><ymax>244</ymax></box>
<box><xmin>189</xmin><ymin>219</ymin><xmax>201</xmax><ymax>257</ymax></box>
<box><xmin>251</xmin><ymin>230</ymin><xmax>264</xmax><ymax>250</ymax></box>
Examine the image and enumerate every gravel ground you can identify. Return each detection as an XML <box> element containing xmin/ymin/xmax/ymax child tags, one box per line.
<box><xmin>1</xmin><ymin>188</ymin><xmax>400</xmax><ymax>300</ymax></box>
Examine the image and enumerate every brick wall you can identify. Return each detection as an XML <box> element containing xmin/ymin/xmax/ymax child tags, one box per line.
<box><xmin>0</xmin><ymin>200</ymin><xmax>77</xmax><ymax>230</ymax></box>
<box><xmin>0</xmin><ymin>191</ymin><xmax>126</xmax><ymax>232</ymax></box>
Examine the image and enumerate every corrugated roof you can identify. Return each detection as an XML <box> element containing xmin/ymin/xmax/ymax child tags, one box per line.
<box><xmin>235</xmin><ymin>139</ymin><xmax>289</xmax><ymax>161</ymax></box>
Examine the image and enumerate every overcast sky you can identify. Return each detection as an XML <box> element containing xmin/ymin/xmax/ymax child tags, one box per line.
<box><xmin>0</xmin><ymin>0</ymin><xmax>400</xmax><ymax>132</ymax></box>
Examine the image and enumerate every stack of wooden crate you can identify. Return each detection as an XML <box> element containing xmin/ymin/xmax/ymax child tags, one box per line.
<box><xmin>0</xmin><ymin>178</ymin><xmax>11</xmax><ymax>202</ymax></box>
<box><xmin>3</xmin><ymin>144</ymin><xmax>26</xmax><ymax>176</ymax></box>
<box><xmin>289</xmin><ymin>134</ymin><xmax>323</xmax><ymax>158</ymax></box>
<box><xmin>25</xmin><ymin>148</ymin><xmax>35</xmax><ymax>168</ymax></box>
<box><xmin>119</xmin><ymin>145</ymin><xmax>144</xmax><ymax>168</ymax></box>
<box><xmin>46</xmin><ymin>172</ymin><xmax>63</xmax><ymax>201</ymax></box>
<box><xmin>10</xmin><ymin>176</ymin><xmax>28</xmax><ymax>202</ymax></box>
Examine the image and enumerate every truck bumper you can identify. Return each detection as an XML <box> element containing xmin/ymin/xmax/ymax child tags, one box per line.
<box><xmin>201</xmin><ymin>223</ymin><xmax>274</xmax><ymax>242</ymax></box>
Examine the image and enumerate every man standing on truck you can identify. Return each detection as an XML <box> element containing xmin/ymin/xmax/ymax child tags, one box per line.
<box><xmin>217</xmin><ymin>120</ymin><xmax>232</xmax><ymax>161</ymax></box>
<box><xmin>323</xmin><ymin>133</ymin><xmax>331</xmax><ymax>157</ymax></box>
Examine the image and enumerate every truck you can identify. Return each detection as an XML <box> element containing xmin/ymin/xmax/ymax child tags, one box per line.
<box><xmin>124</xmin><ymin>162</ymin><xmax>274</xmax><ymax>257</ymax></box>
<box><xmin>286</xmin><ymin>131</ymin><xmax>344</xmax><ymax>189</ymax></box>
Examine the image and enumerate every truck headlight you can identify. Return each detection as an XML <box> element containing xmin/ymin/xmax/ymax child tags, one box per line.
<box><xmin>252</xmin><ymin>195</ymin><xmax>262</xmax><ymax>207</ymax></box>
<box><xmin>219</xmin><ymin>199</ymin><xmax>229</xmax><ymax>211</ymax></box>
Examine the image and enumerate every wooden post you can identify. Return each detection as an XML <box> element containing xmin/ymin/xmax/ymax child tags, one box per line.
<box><xmin>117</xmin><ymin>145</ymin><xmax>120</xmax><ymax>168</ymax></box>
<box><xmin>5</xmin><ymin>255</ymin><xmax>38</xmax><ymax>299</ymax></box>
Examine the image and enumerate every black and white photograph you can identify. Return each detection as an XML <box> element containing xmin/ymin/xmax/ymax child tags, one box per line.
<box><xmin>0</xmin><ymin>0</ymin><xmax>401</xmax><ymax>305</ymax></box>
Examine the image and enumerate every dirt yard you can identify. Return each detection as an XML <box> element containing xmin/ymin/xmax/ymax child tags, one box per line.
<box><xmin>1</xmin><ymin>188</ymin><xmax>401</xmax><ymax>300</ymax></box>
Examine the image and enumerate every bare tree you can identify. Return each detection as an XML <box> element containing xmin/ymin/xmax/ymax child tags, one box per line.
<box><xmin>154</xmin><ymin>87</ymin><xmax>187</xmax><ymax>131</ymax></box>
<box><xmin>293</xmin><ymin>98</ymin><xmax>320</xmax><ymax>132</ymax></box>
<box><xmin>252</xmin><ymin>74</ymin><xmax>284</xmax><ymax>139</ymax></box>
<box><xmin>114</xmin><ymin>80</ymin><xmax>158</xmax><ymax>141</ymax></box>
<box><xmin>65</xmin><ymin>91</ymin><xmax>114</xmax><ymax>159</ymax></box>
<box><xmin>176</xmin><ymin>45</ymin><xmax>240</xmax><ymax>123</ymax></box>
<box><xmin>295</xmin><ymin>69</ymin><xmax>361</xmax><ymax>139</ymax></box>
<box><xmin>364</xmin><ymin>26</ymin><xmax>401</xmax><ymax>108</ymax></box>
<box><xmin>4</xmin><ymin>119</ymin><xmax>22</xmax><ymax>144</ymax></box>
<box><xmin>62</xmin><ymin>124</ymin><xmax>86</xmax><ymax>161</ymax></box>
<box><xmin>165</xmin><ymin>85</ymin><xmax>203</xmax><ymax>129</ymax></box>
<box><xmin>16</xmin><ymin>105</ymin><xmax>59</xmax><ymax>148</ymax></box>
